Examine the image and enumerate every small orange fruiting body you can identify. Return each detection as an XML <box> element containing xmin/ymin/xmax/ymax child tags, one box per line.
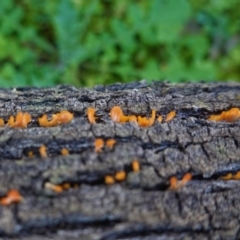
<box><xmin>94</xmin><ymin>138</ymin><xmax>104</xmax><ymax>153</ymax></box>
<box><xmin>169</xmin><ymin>176</ymin><xmax>178</xmax><ymax>190</ymax></box>
<box><xmin>0</xmin><ymin>118</ymin><xmax>4</xmax><ymax>127</ymax></box>
<box><xmin>28</xmin><ymin>151</ymin><xmax>34</xmax><ymax>157</ymax></box>
<box><xmin>105</xmin><ymin>175</ymin><xmax>115</xmax><ymax>185</ymax></box>
<box><xmin>106</xmin><ymin>139</ymin><xmax>116</xmax><ymax>149</ymax></box>
<box><xmin>169</xmin><ymin>173</ymin><xmax>192</xmax><ymax>190</ymax></box>
<box><xmin>44</xmin><ymin>182</ymin><xmax>63</xmax><ymax>193</ymax></box>
<box><xmin>39</xmin><ymin>145</ymin><xmax>47</xmax><ymax>158</ymax></box>
<box><xmin>137</xmin><ymin>109</ymin><xmax>156</xmax><ymax>127</ymax></box>
<box><xmin>38</xmin><ymin>114</ymin><xmax>49</xmax><ymax>127</ymax></box>
<box><xmin>157</xmin><ymin>115</ymin><xmax>163</xmax><ymax>123</ymax></box>
<box><xmin>220</xmin><ymin>172</ymin><xmax>240</xmax><ymax>180</ymax></box>
<box><xmin>181</xmin><ymin>173</ymin><xmax>192</xmax><ymax>183</ymax></box>
<box><xmin>208</xmin><ymin>107</ymin><xmax>240</xmax><ymax>122</ymax></box>
<box><xmin>166</xmin><ymin>111</ymin><xmax>176</xmax><ymax>122</ymax></box>
<box><xmin>0</xmin><ymin>189</ymin><xmax>23</xmax><ymax>206</ymax></box>
<box><xmin>110</xmin><ymin>106</ymin><xmax>124</xmax><ymax>123</ymax></box>
<box><xmin>87</xmin><ymin>107</ymin><xmax>97</xmax><ymax>124</ymax></box>
<box><xmin>61</xmin><ymin>148</ymin><xmax>69</xmax><ymax>156</ymax></box>
<box><xmin>224</xmin><ymin>108</ymin><xmax>240</xmax><ymax>122</ymax></box>
<box><xmin>132</xmin><ymin>160</ymin><xmax>140</xmax><ymax>172</ymax></box>
<box><xmin>115</xmin><ymin>171</ymin><xmax>126</xmax><ymax>181</ymax></box>
<box><xmin>8</xmin><ymin>112</ymin><xmax>31</xmax><ymax>128</ymax></box>
<box><xmin>62</xmin><ymin>183</ymin><xmax>71</xmax><ymax>190</ymax></box>
<box><xmin>179</xmin><ymin>173</ymin><xmax>192</xmax><ymax>187</ymax></box>
<box><xmin>233</xmin><ymin>172</ymin><xmax>240</xmax><ymax>180</ymax></box>
<box><xmin>220</xmin><ymin>173</ymin><xmax>232</xmax><ymax>180</ymax></box>
<box><xmin>39</xmin><ymin>110</ymin><xmax>73</xmax><ymax>127</ymax></box>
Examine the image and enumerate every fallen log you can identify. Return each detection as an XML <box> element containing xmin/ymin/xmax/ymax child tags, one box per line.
<box><xmin>0</xmin><ymin>80</ymin><xmax>240</xmax><ymax>239</ymax></box>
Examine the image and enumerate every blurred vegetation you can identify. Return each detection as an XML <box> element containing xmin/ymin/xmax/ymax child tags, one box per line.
<box><xmin>0</xmin><ymin>0</ymin><xmax>240</xmax><ymax>87</ymax></box>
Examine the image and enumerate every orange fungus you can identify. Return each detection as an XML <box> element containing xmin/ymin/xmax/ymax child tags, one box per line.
<box><xmin>39</xmin><ymin>110</ymin><xmax>73</xmax><ymax>127</ymax></box>
<box><xmin>169</xmin><ymin>176</ymin><xmax>178</xmax><ymax>190</ymax></box>
<box><xmin>106</xmin><ymin>139</ymin><xmax>116</xmax><ymax>149</ymax></box>
<box><xmin>179</xmin><ymin>173</ymin><xmax>192</xmax><ymax>186</ymax></box>
<box><xmin>61</xmin><ymin>148</ymin><xmax>69</xmax><ymax>156</ymax></box>
<box><xmin>0</xmin><ymin>118</ymin><xmax>4</xmax><ymax>127</ymax></box>
<box><xmin>39</xmin><ymin>145</ymin><xmax>47</xmax><ymax>158</ymax></box>
<box><xmin>208</xmin><ymin>108</ymin><xmax>240</xmax><ymax>122</ymax></box>
<box><xmin>8</xmin><ymin>112</ymin><xmax>31</xmax><ymax>128</ymax></box>
<box><xmin>132</xmin><ymin>160</ymin><xmax>140</xmax><ymax>172</ymax></box>
<box><xmin>0</xmin><ymin>189</ymin><xmax>23</xmax><ymax>206</ymax></box>
<box><xmin>137</xmin><ymin>109</ymin><xmax>156</xmax><ymax>127</ymax></box>
<box><xmin>110</xmin><ymin>106</ymin><xmax>124</xmax><ymax>123</ymax></box>
<box><xmin>115</xmin><ymin>171</ymin><xmax>126</xmax><ymax>181</ymax></box>
<box><xmin>44</xmin><ymin>182</ymin><xmax>63</xmax><ymax>193</ymax></box>
<box><xmin>166</xmin><ymin>111</ymin><xmax>176</xmax><ymax>122</ymax></box>
<box><xmin>94</xmin><ymin>138</ymin><xmax>104</xmax><ymax>153</ymax></box>
<box><xmin>87</xmin><ymin>107</ymin><xmax>97</xmax><ymax>124</ymax></box>
<box><xmin>157</xmin><ymin>115</ymin><xmax>163</xmax><ymax>123</ymax></box>
<box><xmin>105</xmin><ymin>175</ymin><xmax>115</xmax><ymax>185</ymax></box>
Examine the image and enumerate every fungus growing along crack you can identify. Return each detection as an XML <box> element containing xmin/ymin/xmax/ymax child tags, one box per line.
<box><xmin>220</xmin><ymin>171</ymin><xmax>240</xmax><ymax>180</ymax></box>
<box><xmin>169</xmin><ymin>173</ymin><xmax>192</xmax><ymax>190</ymax></box>
<box><xmin>0</xmin><ymin>83</ymin><xmax>240</xmax><ymax>239</ymax></box>
<box><xmin>105</xmin><ymin>175</ymin><xmax>115</xmax><ymax>185</ymax></box>
<box><xmin>44</xmin><ymin>182</ymin><xmax>63</xmax><ymax>193</ymax></box>
<box><xmin>94</xmin><ymin>138</ymin><xmax>105</xmax><ymax>153</ymax></box>
<box><xmin>0</xmin><ymin>189</ymin><xmax>23</xmax><ymax>206</ymax></box>
<box><xmin>106</xmin><ymin>139</ymin><xmax>116</xmax><ymax>149</ymax></box>
<box><xmin>137</xmin><ymin>109</ymin><xmax>156</xmax><ymax>127</ymax></box>
<box><xmin>0</xmin><ymin>118</ymin><xmax>4</xmax><ymax>127</ymax></box>
<box><xmin>166</xmin><ymin>111</ymin><xmax>176</xmax><ymax>122</ymax></box>
<box><xmin>38</xmin><ymin>110</ymin><xmax>73</xmax><ymax>127</ymax></box>
<box><xmin>114</xmin><ymin>171</ymin><xmax>126</xmax><ymax>181</ymax></box>
<box><xmin>208</xmin><ymin>107</ymin><xmax>240</xmax><ymax>122</ymax></box>
<box><xmin>87</xmin><ymin>107</ymin><xmax>97</xmax><ymax>124</ymax></box>
<box><xmin>157</xmin><ymin>115</ymin><xmax>163</xmax><ymax>123</ymax></box>
<box><xmin>8</xmin><ymin>112</ymin><xmax>31</xmax><ymax>128</ymax></box>
<box><xmin>28</xmin><ymin>151</ymin><xmax>34</xmax><ymax>158</ymax></box>
<box><xmin>61</xmin><ymin>148</ymin><xmax>69</xmax><ymax>156</ymax></box>
<box><xmin>132</xmin><ymin>160</ymin><xmax>140</xmax><ymax>172</ymax></box>
<box><xmin>39</xmin><ymin>145</ymin><xmax>47</xmax><ymax>158</ymax></box>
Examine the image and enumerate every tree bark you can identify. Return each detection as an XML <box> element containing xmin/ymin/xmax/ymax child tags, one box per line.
<box><xmin>0</xmin><ymin>81</ymin><xmax>240</xmax><ymax>240</ymax></box>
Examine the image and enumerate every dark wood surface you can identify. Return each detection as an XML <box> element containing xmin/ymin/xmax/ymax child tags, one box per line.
<box><xmin>0</xmin><ymin>81</ymin><xmax>240</xmax><ymax>240</ymax></box>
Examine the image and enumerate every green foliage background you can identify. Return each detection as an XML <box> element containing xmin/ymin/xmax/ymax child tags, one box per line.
<box><xmin>0</xmin><ymin>0</ymin><xmax>240</xmax><ymax>87</ymax></box>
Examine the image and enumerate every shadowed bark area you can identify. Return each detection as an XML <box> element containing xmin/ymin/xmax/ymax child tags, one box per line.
<box><xmin>0</xmin><ymin>81</ymin><xmax>240</xmax><ymax>240</ymax></box>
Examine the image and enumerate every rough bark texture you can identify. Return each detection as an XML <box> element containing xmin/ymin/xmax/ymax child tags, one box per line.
<box><xmin>0</xmin><ymin>81</ymin><xmax>240</xmax><ymax>240</ymax></box>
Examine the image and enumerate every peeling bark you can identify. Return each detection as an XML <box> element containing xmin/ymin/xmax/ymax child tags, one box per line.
<box><xmin>0</xmin><ymin>81</ymin><xmax>240</xmax><ymax>239</ymax></box>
